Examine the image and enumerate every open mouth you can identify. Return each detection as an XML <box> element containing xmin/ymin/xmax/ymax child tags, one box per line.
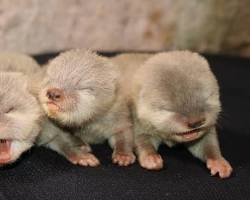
<box><xmin>0</xmin><ymin>139</ymin><xmax>11</xmax><ymax>163</ymax></box>
<box><xmin>176</xmin><ymin>128</ymin><xmax>204</xmax><ymax>139</ymax></box>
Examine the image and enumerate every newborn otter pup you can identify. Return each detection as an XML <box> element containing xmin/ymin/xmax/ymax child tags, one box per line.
<box><xmin>38</xmin><ymin>49</ymin><xmax>135</xmax><ymax>166</ymax></box>
<box><xmin>0</xmin><ymin>52</ymin><xmax>41</xmax><ymax>165</ymax></box>
<box><xmin>116</xmin><ymin>51</ymin><xmax>232</xmax><ymax>178</ymax></box>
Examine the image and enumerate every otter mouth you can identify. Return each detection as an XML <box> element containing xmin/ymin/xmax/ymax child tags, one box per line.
<box><xmin>176</xmin><ymin>128</ymin><xmax>204</xmax><ymax>140</ymax></box>
<box><xmin>0</xmin><ymin>139</ymin><xmax>12</xmax><ymax>164</ymax></box>
<box><xmin>46</xmin><ymin>101</ymin><xmax>61</xmax><ymax>112</ymax></box>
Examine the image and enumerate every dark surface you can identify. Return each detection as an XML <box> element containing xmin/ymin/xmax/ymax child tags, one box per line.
<box><xmin>0</xmin><ymin>53</ymin><xmax>250</xmax><ymax>200</ymax></box>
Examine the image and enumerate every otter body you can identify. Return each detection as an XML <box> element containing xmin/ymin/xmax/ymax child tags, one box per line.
<box><xmin>112</xmin><ymin>51</ymin><xmax>232</xmax><ymax>178</ymax></box>
<box><xmin>37</xmin><ymin>50</ymin><xmax>135</xmax><ymax>167</ymax></box>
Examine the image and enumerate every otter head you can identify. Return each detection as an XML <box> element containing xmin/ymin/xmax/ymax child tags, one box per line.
<box><xmin>135</xmin><ymin>51</ymin><xmax>221</xmax><ymax>143</ymax></box>
<box><xmin>39</xmin><ymin>50</ymin><xmax>118</xmax><ymax>127</ymax></box>
<box><xmin>0</xmin><ymin>72</ymin><xmax>41</xmax><ymax>165</ymax></box>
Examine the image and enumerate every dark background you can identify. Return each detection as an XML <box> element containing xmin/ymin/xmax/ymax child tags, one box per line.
<box><xmin>0</xmin><ymin>53</ymin><xmax>249</xmax><ymax>200</ymax></box>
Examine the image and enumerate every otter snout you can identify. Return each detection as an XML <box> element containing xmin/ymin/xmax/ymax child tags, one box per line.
<box><xmin>187</xmin><ymin>117</ymin><xmax>205</xmax><ymax>129</ymax></box>
<box><xmin>46</xmin><ymin>88</ymin><xmax>64</xmax><ymax>102</ymax></box>
<box><xmin>175</xmin><ymin>114</ymin><xmax>206</xmax><ymax>129</ymax></box>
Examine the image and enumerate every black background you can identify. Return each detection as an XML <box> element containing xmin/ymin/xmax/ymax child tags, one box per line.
<box><xmin>0</xmin><ymin>53</ymin><xmax>249</xmax><ymax>200</ymax></box>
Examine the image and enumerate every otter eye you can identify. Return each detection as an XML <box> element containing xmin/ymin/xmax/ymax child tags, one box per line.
<box><xmin>6</xmin><ymin>107</ymin><xmax>14</xmax><ymax>113</ymax></box>
<box><xmin>78</xmin><ymin>87</ymin><xmax>94</xmax><ymax>92</ymax></box>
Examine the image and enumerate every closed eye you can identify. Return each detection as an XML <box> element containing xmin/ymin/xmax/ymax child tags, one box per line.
<box><xmin>5</xmin><ymin>107</ymin><xmax>14</xmax><ymax>114</ymax></box>
<box><xmin>78</xmin><ymin>87</ymin><xmax>94</xmax><ymax>92</ymax></box>
<box><xmin>156</xmin><ymin>105</ymin><xmax>174</xmax><ymax>112</ymax></box>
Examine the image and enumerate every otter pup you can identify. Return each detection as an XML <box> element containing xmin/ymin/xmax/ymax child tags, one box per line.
<box><xmin>37</xmin><ymin>49</ymin><xmax>135</xmax><ymax>167</ymax></box>
<box><xmin>113</xmin><ymin>51</ymin><xmax>232</xmax><ymax>178</ymax></box>
<box><xmin>0</xmin><ymin>52</ymin><xmax>41</xmax><ymax>165</ymax></box>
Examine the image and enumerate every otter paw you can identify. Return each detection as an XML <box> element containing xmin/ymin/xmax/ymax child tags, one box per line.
<box><xmin>139</xmin><ymin>153</ymin><xmax>163</xmax><ymax>170</ymax></box>
<box><xmin>112</xmin><ymin>152</ymin><xmax>136</xmax><ymax>166</ymax></box>
<box><xmin>67</xmin><ymin>153</ymin><xmax>100</xmax><ymax>167</ymax></box>
<box><xmin>207</xmin><ymin>158</ymin><xmax>233</xmax><ymax>178</ymax></box>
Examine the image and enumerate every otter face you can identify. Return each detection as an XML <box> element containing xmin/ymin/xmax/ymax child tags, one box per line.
<box><xmin>135</xmin><ymin>52</ymin><xmax>221</xmax><ymax>143</ymax></box>
<box><xmin>137</xmin><ymin>86</ymin><xmax>220</xmax><ymax>143</ymax></box>
<box><xmin>39</xmin><ymin>50</ymin><xmax>118</xmax><ymax>127</ymax></box>
<box><xmin>0</xmin><ymin>73</ymin><xmax>41</xmax><ymax>165</ymax></box>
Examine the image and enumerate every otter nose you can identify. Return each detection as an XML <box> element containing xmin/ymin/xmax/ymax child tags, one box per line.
<box><xmin>187</xmin><ymin>117</ymin><xmax>205</xmax><ymax>129</ymax></box>
<box><xmin>46</xmin><ymin>88</ymin><xmax>64</xmax><ymax>101</ymax></box>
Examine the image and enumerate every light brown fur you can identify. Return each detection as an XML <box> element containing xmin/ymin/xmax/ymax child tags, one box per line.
<box><xmin>0</xmin><ymin>52</ymin><xmax>42</xmax><ymax>165</ymax></box>
<box><xmin>37</xmin><ymin>50</ymin><xmax>135</xmax><ymax>167</ymax></box>
<box><xmin>112</xmin><ymin>51</ymin><xmax>232</xmax><ymax>178</ymax></box>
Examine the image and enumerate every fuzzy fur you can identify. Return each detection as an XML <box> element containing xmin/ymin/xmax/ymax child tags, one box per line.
<box><xmin>37</xmin><ymin>49</ymin><xmax>135</xmax><ymax>167</ymax></box>
<box><xmin>0</xmin><ymin>52</ymin><xmax>42</xmax><ymax>165</ymax></box>
<box><xmin>113</xmin><ymin>51</ymin><xmax>232</xmax><ymax>178</ymax></box>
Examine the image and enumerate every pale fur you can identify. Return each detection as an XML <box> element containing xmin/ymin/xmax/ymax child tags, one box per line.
<box><xmin>0</xmin><ymin>52</ymin><xmax>42</xmax><ymax>165</ymax></box>
<box><xmin>132</xmin><ymin>52</ymin><xmax>220</xmax><ymax>142</ymax></box>
<box><xmin>0</xmin><ymin>52</ymin><xmax>40</xmax><ymax>75</ymax></box>
<box><xmin>37</xmin><ymin>49</ymin><xmax>135</xmax><ymax>166</ymax></box>
<box><xmin>113</xmin><ymin>51</ymin><xmax>232</xmax><ymax>178</ymax></box>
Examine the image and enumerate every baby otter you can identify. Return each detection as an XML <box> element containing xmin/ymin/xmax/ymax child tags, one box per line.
<box><xmin>113</xmin><ymin>51</ymin><xmax>232</xmax><ymax>178</ymax></box>
<box><xmin>37</xmin><ymin>50</ymin><xmax>135</xmax><ymax>167</ymax></box>
<box><xmin>0</xmin><ymin>52</ymin><xmax>41</xmax><ymax>165</ymax></box>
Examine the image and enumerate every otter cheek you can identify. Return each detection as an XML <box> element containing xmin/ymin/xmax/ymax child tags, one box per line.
<box><xmin>0</xmin><ymin>140</ymin><xmax>11</xmax><ymax>164</ymax></box>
